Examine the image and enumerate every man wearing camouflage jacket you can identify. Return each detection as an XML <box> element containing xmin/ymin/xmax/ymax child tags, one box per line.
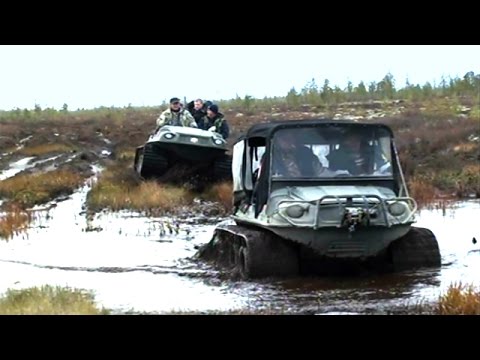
<box><xmin>156</xmin><ymin>97</ymin><xmax>197</xmax><ymax>130</ymax></box>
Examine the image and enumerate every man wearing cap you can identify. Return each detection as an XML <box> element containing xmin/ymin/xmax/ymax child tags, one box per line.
<box><xmin>156</xmin><ymin>97</ymin><xmax>197</xmax><ymax>131</ymax></box>
<box><xmin>198</xmin><ymin>104</ymin><xmax>229</xmax><ymax>139</ymax></box>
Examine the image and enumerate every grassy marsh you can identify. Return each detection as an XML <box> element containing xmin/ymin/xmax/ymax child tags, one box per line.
<box><xmin>0</xmin><ymin>285</ymin><xmax>109</xmax><ymax>315</ymax></box>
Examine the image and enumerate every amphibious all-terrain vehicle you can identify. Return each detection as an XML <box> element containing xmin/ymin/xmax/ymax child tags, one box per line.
<box><xmin>198</xmin><ymin>119</ymin><xmax>441</xmax><ymax>278</ymax></box>
<box><xmin>134</xmin><ymin>125</ymin><xmax>232</xmax><ymax>181</ymax></box>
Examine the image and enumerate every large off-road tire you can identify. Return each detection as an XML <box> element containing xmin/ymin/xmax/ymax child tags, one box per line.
<box><xmin>213</xmin><ymin>155</ymin><xmax>232</xmax><ymax>181</ymax></box>
<box><xmin>237</xmin><ymin>232</ymin><xmax>298</xmax><ymax>279</ymax></box>
<box><xmin>389</xmin><ymin>226</ymin><xmax>441</xmax><ymax>272</ymax></box>
<box><xmin>196</xmin><ymin>225</ymin><xmax>298</xmax><ymax>279</ymax></box>
<box><xmin>139</xmin><ymin>145</ymin><xmax>168</xmax><ymax>179</ymax></box>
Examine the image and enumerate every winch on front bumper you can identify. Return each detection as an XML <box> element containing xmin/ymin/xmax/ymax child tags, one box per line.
<box><xmin>272</xmin><ymin>194</ymin><xmax>417</xmax><ymax>231</ymax></box>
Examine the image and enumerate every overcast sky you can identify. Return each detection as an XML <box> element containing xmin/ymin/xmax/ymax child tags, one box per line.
<box><xmin>0</xmin><ymin>45</ymin><xmax>478</xmax><ymax>111</ymax></box>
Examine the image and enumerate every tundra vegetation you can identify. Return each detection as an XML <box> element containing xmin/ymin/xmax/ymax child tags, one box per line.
<box><xmin>0</xmin><ymin>285</ymin><xmax>109</xmax><ymax>315</ymax></box>
<box><xmin>0</xmin><ymin>72</ymin><xmax>477</xmax><ymax>234</ymax></box>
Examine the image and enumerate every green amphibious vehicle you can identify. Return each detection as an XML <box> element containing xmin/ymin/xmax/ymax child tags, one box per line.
<box><xmin>198</xmin><ymin>119</ymin><xmax>441</xmax><ymax>278</ymax></box>
<box><xmin>134</xmin><ymin>125</ymin><xmax>232</xmax><ymax>181</ymax></box>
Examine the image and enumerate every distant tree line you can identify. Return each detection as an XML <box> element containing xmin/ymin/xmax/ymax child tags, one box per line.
<box><xmin>219</xmin><ymin>71</ymin><xmax>480</xmax><ymax>112</ymax></box>
<box><xmin>0</xmin><ymin>71</ymin><xmax>478</xmax><ymax>119</ymax></box>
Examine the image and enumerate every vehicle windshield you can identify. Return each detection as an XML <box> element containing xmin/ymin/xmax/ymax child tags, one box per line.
<box><xmin>271</xmin><ymin>126</ymin><xmax>393</xmax><ymax>179</ymax></box>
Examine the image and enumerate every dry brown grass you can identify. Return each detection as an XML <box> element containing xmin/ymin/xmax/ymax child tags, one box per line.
<box><xmin>87</xmin><ymin>167</ymin><xmax>194</xmax><ymax>213</ymax></box>
<box><xmin>408</xmin><ymin>176</ymin><xmax>438</xmax><ymax>209</ymax></box>
<box><xmin>0</xmin><ymin>170</ymin><xmax>84</xmax><ymax>208</ymax></box>
<box><xmin>0</xmin><ymin>204</ymin><xmax>32</xmax><ymax>240</ymax></box>
<box><xmin>17</xmin><ymin>143</ymin><xmax>73</xmax><ymax>156</ymax></box>
<box><xmin>132</xmin><ymin>182</ymin><xmax>193</xmax><ymax>211</ymax></box>
<box><xmin>203</xmin><ymin>181</ymin><xmax>233</xmax><ymax>212</ymax></box>
<box><xmin>408</xmin><ymin>175</ymin><xmax>460</xmax><ymax>211</ymax></box>
<box><xmin>437</xmin><ymin>282</ymin><xmax>480</xmax><ymax>315</ymax></box>
<box><xmin>446</xmin><ymin>164</ymin><xmax>480</xmax><ymax>198</ymax></box>
<box><xmin>0</xmin><ymin>285</ymin><xmax>109</xmax><ymax>315</ymax></box>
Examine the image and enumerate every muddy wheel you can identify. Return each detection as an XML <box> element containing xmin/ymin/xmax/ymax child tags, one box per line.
<box><xmin>389</xmin><ymin>226</ymin><xmax>441</xmax><ymax>272</ymax></box>
<box><xmin>237</xmin><ymin>232</ymin><xmax>299</xmax><ymax>279</ymax></box>
<box><xmin>197</xmin><ymin>225</ymin><xmax>299</xmax><ymax>280</ymax></box>
<box><xmin>141</xmin><ymin>145</ymin><xmax>168</xmax><ymax>178</ymax></box>
<box><xmin>213</xmin><ymin>155</ymin><xmax>232</xmax><ymax>180</ymax></box>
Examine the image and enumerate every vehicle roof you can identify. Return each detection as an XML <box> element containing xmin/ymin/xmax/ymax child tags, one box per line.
<box><xmin>242</xmin><ymin>118</ymin><xmax>394</xmax><ymax>142</ymax></box>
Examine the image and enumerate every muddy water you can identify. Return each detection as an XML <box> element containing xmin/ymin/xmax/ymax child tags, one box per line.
<box><xmin>230</xmin><ymin>201</ymin><xmax>480</xmax><ymax>314</ymax></box>
<box><xmin>0</xmin><ymin>167</ymin><xmax>479</xmax><ymax>313</ymax></box>
<box><xmin>0</xmin><ymin>182</ymin><xmax>246</xmax><ymax>313</ymax></box>
<box><xmin>0</xmin><ymin>157</ymin><xmax>36</xmax><ymax>180</ymax></box>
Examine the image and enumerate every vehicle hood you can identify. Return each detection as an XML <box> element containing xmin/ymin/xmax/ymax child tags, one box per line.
<box><xmin>267</xmin><ymin>185</ymin><xmax>397</xmax><ymax>215</ymax></box>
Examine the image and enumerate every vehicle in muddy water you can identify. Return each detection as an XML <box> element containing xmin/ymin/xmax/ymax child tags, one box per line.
<box><xmin>197</xmin><ymin>119</ymin><xmax>441</xmax><ymax>279</ymax></box>
<box><xmin>133</xmin><ymin>125</ymin><xmax>232</xmax><ymax>182</ymax></box>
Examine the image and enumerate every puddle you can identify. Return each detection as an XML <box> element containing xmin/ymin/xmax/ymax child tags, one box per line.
<box><xmin>0</xmin><ymin>157</ymin><xmax>36</xmax><ymax>180</ymax></box>
<box><xmin>0</xmin><ymin>173</ymin><xmax>246</xmax><ymax>313</ymax></box>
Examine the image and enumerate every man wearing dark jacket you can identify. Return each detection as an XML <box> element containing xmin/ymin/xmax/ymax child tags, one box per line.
<box><xmin>187</xmin><ymin>98</ymin><xmax>208</xmax><ymax>126</ymax></box>
<box><xmin>198</xmin><ymin>104</ymin><xmax>229</xmax><ymax>139</ymax></box>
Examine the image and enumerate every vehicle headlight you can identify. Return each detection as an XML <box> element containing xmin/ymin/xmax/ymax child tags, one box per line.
<box><xmin>190</xmin><ymin>137</ymin><xmax>199</xmax><ymax>143</ymax></box>
<box><xmin>164</xmin><ymin>133</ymin><xmax>174</xmax><ymax>139</ymax></box>
<box><xmin>388</xmin><ymin>201</ymin><xmax>408</xmax><ymax>216</ymax></box>
<box><xmin>285</xmin><ymin>204</ymin><xmax>307</xmax><ymax>218</ymax></box>
<box><xmin>214</xmin><ymin>139</ymin><xmax>223</xmax><ymax>145</ymax></box>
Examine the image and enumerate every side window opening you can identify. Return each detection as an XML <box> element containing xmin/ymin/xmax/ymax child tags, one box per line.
<box><xmin>251</xmin><ymin>146</ymin><xmax>265</xmax><ymax>183</ymax></box>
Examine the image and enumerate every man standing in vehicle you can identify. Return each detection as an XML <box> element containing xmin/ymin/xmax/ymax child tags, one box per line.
<box><xmin>187</xmin><ymin>98</ymin><xmax>209</xmax><ymax>126</ymax></box>
<box><xmin>156</xmin><ymin>97</ymin><xmax>197</xmax><ymax>131</ymax></box>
